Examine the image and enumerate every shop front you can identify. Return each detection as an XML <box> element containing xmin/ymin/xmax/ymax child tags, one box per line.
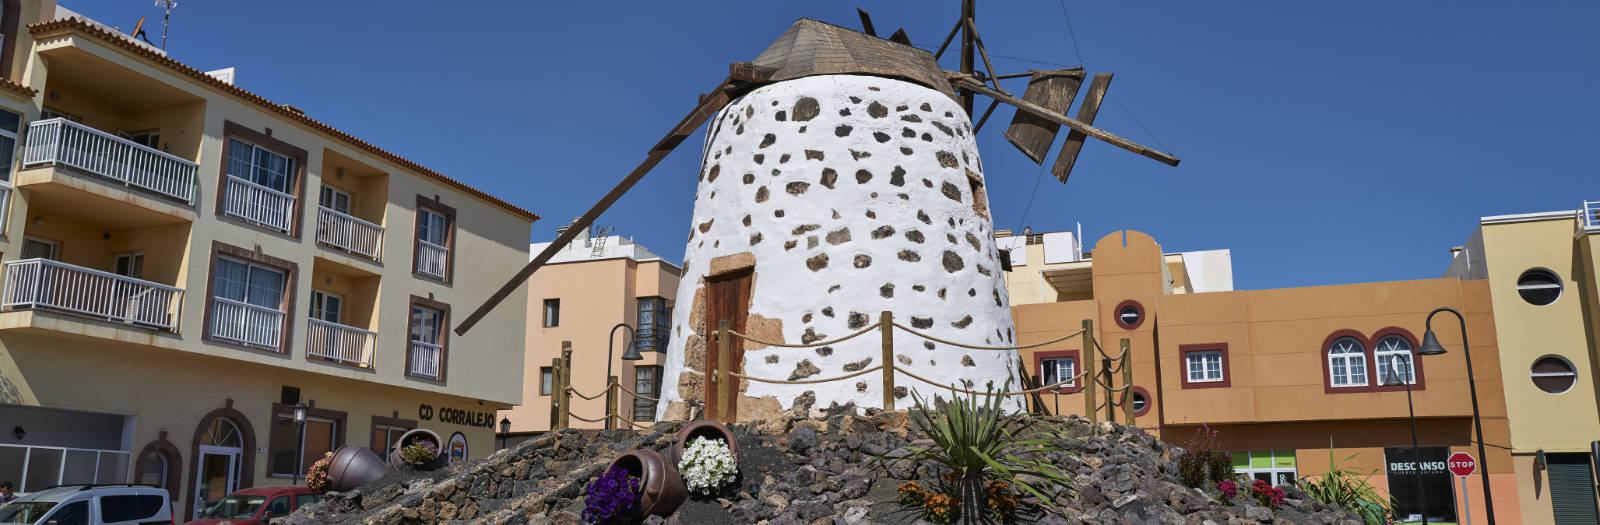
<box><xmin>1385</xmin><ymin>446</ymin><xmax>1458</xmax><ymax>524</ymax></box>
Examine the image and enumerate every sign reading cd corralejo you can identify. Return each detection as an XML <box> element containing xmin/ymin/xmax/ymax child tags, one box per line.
<box><xmin>418</xmin><ymin>404</ymin><xmax>497</xmax><ymax>428</ymax></box>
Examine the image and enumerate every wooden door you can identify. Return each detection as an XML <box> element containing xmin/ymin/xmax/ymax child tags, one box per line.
<box><xmin>704</xmin><ymin>270</ymin><xmax>751</xmax><ymax>421</ymax></box>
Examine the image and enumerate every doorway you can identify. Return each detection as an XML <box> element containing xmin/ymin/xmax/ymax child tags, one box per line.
<box><xmin>192</xmin><ymin>418</ymin><xmax>244</xmax><ymax>519</ymax></box>
<box><xmin>703</xmin><ymin>269</ymin><xmax>751</xmax><ymax>422</ymax></box>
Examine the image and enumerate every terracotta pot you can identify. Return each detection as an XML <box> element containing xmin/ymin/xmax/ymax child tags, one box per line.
<box><xmin>390</xmin><ymin>428</ymin><xmax>449</xmax><ymax>470</ymax></box>
<box><xmin>606</xmin><ymin>449</ymin><xmax>686</xmax><ymax>519</ymax></box>
<box><xmin>326</xmin><ymin>445</ymin><xmax>387</xmax><ymax>492</ymax></box>
<box><xmin>669</xmin><ymin>419</ymin><xmax>741</xmax><ymax>467</ymax></box>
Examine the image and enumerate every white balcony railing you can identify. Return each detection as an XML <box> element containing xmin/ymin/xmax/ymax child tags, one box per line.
<box><xmin>1</xmin><ymin>258</ymin><xmax>183</xmax><ymax>331</ymax></box>
<box><xmin>307</xmin><ymin>318</ymin><xmax>376</xmax><ymax>368</ymax></box>
<box><xmin>409</xmin><ymin>340</ymin><xmax>441</xmax><ymax>379</ymax></box>
<box><xmin>21</xmin><ymin>118</ymin><xmax>198</xmax><ymax>204</ymax></box>
<box><xmin>316</xmin><ymin>207</ymin><xmax>383</xmax><ymax>260</ymax></box>
<box><xmin>223</xmin><ymin>176</ymin><xmax>296</xmax><ymax>233</ymax></box>
<box><xmin>0</xmin><ymin>443</ymin><xmax>130</xmax><ymax>493</ymax></box>
<box><xmin>416</xmin><ymin>240</ymin><xmax>448</xmax><ymax>279</ymax></box>
<box><xmin>209</xmin><ymin>297</ymin><xmax>285</xmax><ymax>348</ymax></box>
<box><xmin>1582</xmin><ymin>200</ymin><xmax>1600</xmax><ymax>232</ymax></box>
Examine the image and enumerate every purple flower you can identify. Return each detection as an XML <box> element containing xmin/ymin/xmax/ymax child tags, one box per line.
<box><xmin>582</xmin><ymin>465</ymin><xmax>642</xmax><ymax>524</ymax></box>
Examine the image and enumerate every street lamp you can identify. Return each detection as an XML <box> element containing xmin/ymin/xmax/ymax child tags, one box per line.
<box><xmin>607</xmin><ymin>323</ymin><xmax>644</xmax><ymax>430</ymax></box>
<box><xmin>1420</xmin><ymin>307</ymin><xmax>1496</xmax><ymax>525</ymax></box>
<box><xmin>1384</xmin><ymin>361</ymin><xmax>1425</xmax><ymax>525</ymax></box>
<box><xmin>291</xmin><ymin>402</ymin><xmax>308</xmax><ymax>485</ymax></box>
<box><xmin>498</xmin><ymin>416</ymin><xmax>511</xmax><ymax>450</ymax></box>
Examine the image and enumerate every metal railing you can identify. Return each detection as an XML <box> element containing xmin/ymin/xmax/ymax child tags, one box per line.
<box><xmin>316</xmin><ymin>206</ymin><xmax>384</xmax><ymax>260</ymax></box>
<box><xmin>1582</xmin><ymin>200</ymin><xmax>1600</xmax><ymax>232</ymax></box>
<box><xmin>307</xmin><ymin>318</ymin><xmax>376</xmax><ymax>368</ymax></box>
<box><xmin>0</xmin><ymin>443</ymin><xmax>130</xmax><ymax>494</ymax></box>
<box><xmin>21</xmin><ymin>118</ymin><xmax>198</xmax><ymax>204</ymax></box>
<box><xmin>222</xmin><ymin>175</ymin><xmax>296</xmax><ymax>233</ymax></box>
<box><xmin>209</xmin><ymin>296</ymin><xmax>285</xmax><ymax>348</ymax></box>
<box><xmin>1</xmin><ymin>258</ymin><xmax>184</xmax><ymax>331</ymax></box>
<box><xmin>416</xmin><ymin>240</ymin><xmax>448</xmax><ymax>279</ymax></box>
<box><xmin>409</xmin><ymin>340</ymin><xmax>442</xmax><ymax>379</ymax></box>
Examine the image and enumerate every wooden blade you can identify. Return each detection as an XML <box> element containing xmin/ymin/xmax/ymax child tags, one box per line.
<box><xmin>951</xmin><ymin>75</ymin><xmax>1179</xmax><ymax>168</ymax></box>
<box><xmin>1001</xmin><ymin>69</ymin><xmax>1086</xmax><ymax>164</ymax></box>
<box><xmin>1052</xmin><ymin>73</ymin><xmax>1112</xmax><ymax>182</ymax></box>
<box><xmin>857</xmin><ymin>8</ymin><xmax>877</xmax><ymax>37</ymax></box>
<box><xmin>455</xmin><ymin>82</ymin><xmax>737</xmax><ymax>336</ymax></box>
<box><xmin>889</xmin><ymin>28</ymin><xmax>912</xmax><ymax>45</ymax></box>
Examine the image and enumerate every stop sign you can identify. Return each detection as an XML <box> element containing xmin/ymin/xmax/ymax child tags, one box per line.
<box><xmin>1448</xmin><ymin>452</ymin><xmax>1477</xmax><ymax>477</ymax></box>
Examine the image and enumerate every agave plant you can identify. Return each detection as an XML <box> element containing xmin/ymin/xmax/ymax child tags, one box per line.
<box><xmin>883</xmin><ymin>381</ymin><xmax>1073</xmax><ymax>521</ymax></box>
<box><xmin>1299</xmin><ymin>440</ymin><xmax>1395</xmax><ymax>524</ymax></box>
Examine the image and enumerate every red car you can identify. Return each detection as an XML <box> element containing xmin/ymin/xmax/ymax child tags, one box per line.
<box><xmin>183</xmin><ymin>485</ymin><xmax>322</xmax><ymax>525</ymax></box>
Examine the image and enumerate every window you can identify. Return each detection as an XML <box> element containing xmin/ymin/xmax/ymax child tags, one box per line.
<box><xmin>1531</xmin><ymin>355</ymin><xmax>1577</xmax><ymax>394</ymax></box>
<box><xmin>45</xmin><ymin>500</ymin><xmax>88</xmax><ymax>525</ymax></box>
<box><xmin>21</xmin><ymin>237</ymin><xmax>58</xmax><ymax>260</ymax></box>
<box><xmin>407</xmin><ymin>297</ymin><xmax>449</xmax><ymax>381</ymax></box>
<box><xmin>543</xmin><ymin>299</ymin><xmax>560</xmax><ymax>327</ymax></box>
<box><xmin>540</xmin><ymin>367</ymin><xmax>554</xmax><ymax>396</ymax></box>
<box><xmin>210</xmin><ymin>257</ymin><xmax>288</xmax><ymax>348</ymax></box>
<box><xmin>310</xmin><ymin>290</ymin><xmax>342</xmax><ymax>324</ymax></box>
<box><xmin>418</xmin><ymin>209</ymin><xmax>447</xmax><ymax>246</ymax></box>
<box><xmin>226</xmin><ymin>140</ymin><xmax>296</xmax><ymax>194</ymax></box>
<box><xmin>1232</xmin><ymin>450</ymin><xmax>1298</xmax><ymax>486</ymax></box>
<box><xmin>413</xmin><ymin>199</ymin><xmax>454</xmax><ymax>281</ymax></box>
<box><xmin>0</xmin><ymin>110</ymin><xmax>19</xmax><ymax>226</ymax></box>
<box><xmin>1040</xmin><ymin>356</ymin><xmax>1076</xmax><ymax>389</ymax></box>
<box><xmin>114</xmin><ymin>252</ymin><xmax>145</xmax><ymax>279</ymax></box>
<box><xmin>100</xmin><ymin>495</ymin><xmax>164</xmax><ymax>522</ymax></box>
<box><xmin>1374</xmin><ymin>335</ymin><xmax>1416</xmax><ymax>386</ymax></box>
<box><xmin>268</xmin><ymin>407</ymin><xmax>340</xmax><ymax>478</ymax></box>
<box><xmin>411</xmin><ymin>306</ymin><xmax>443</xmax><ymax>345</ymax></box>
<box><xmin>214</xmin><ymin>258</ymin><xmax>285</xmax><ymax>309</ymax></box>
<box><xmin>117</xmin><ymin>129</ymin><xmax>160</xmax><ymax>150</ymax></box>
<box><xmin>137</xmin><ymin>452</ymin><xmax>167</xmax><ymax>488</ymax></box>
<box><xmin>370</xmin><ymin>422</ymin><xmax>411</xmax><ymax>459</ymax></box>
<box><xmin>637</xmin><ymin>297</ymin><xmax>670</xmax><ymax>351</ymax></box>
<box><xmin>1114</xmin><ymin>300</ymin><xmax>1145</xmax><ymax>329</ymax></box>
<box><xmin>294</xmin><ymin>494</ymin><xmax>321</xmax><ymax>510</ymax></box>
<box><xmin>634</xmin><ymin>366</ymin><xmax>662</xmax><ymax>421</ymax></box>
<box><xmin>319</xmin><ymin>186</ymin><xmax>352</xmax><ymax>214</ymax></box>
<box><xmin>1327</xmin><ymin>337</ymin><xmax>1368</xmax><ymax>387</ymax></box>
<box><xmin>1186</xmin><ymin>351</ymin><xmax>1224</xmax><ymax>383</ymax></box>
<box><xmin>1516</xmin><ymin>268</ymin><xmax>1562</xmax><ymax>306</ymax></box>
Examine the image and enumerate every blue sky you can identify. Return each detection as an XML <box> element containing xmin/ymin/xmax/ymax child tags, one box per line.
<box><xmin>72</xmin><ymin>1</ymin><xmax>1598</xmax><ymax>290</ymax></box>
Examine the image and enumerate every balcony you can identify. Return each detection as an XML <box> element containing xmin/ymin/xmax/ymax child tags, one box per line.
<box><xmin>209</xmin><ymin>297</ymin><xmax>285</xmax><ymax>349</ymax></box>
<box><xmin>20</xmin><ymin>118</ymin><xmax>199</xmax><ymax>204</ymax></box>
<box><xmin>1</xmin><ymin>259</ymin><xmax>184</xmax><ymax>331</ymax></box>
<box><xmin>307</xmin><ymin>318</ymin><xmax>376</xmax><ymax>368</ymax></box>
<box><xmin>1583</xmin><ymin>200</ymin><xmax>1600</xmax><ymax>233</ymax></box>
<box><xmin>409</xmin><ymin>340</ymin><xmax>441</xmax><ymax>379</ymax></box>
<box><xmin>416</xmin><ymin>241</ymin><xmax>448</xmax><ymax>280</ymax></box>
<box><xmin>222</xmin><ymin>176</ymin><xmax>297</xmax><ymax>233</ymax></box>
<box><xmin>317</xmin><ymin>207</ymin><xmax>383</xmax><ymax>260</ymax></box>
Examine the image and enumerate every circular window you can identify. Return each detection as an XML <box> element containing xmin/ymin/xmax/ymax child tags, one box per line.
<box><xmin>1516</xmin><ymin>269</ymin><xmax>1563</xmax><ymax>306</ymax></box>
<box><xmin>1531</xmin><ymin>355</ymin><xmax>1577</xmax><ymax>394</ymax></box>
<box><xmin>1132</xmin><ymin>391</ymin><xmax>1147</xmax><ymax>413</ymax></box>
<box><xmin>1114</xmin><ymin>301</ymin><xmax>1145</xmax><ymax>329</ymax></box>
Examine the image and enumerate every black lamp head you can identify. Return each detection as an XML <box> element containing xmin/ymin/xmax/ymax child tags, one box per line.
<box><xmin>292</xmin><ymin>402</ymin><xmax>308</xmax><ymax>424</ymax></box>
<box><xmin>1418</xmin><ymin>330</ymin><xmax>1448</xmax><ymax>356</ymax></box>
<box><xmin>499</xmin><ymin>416</ymin><xmax>511</xmax><ymax>434</ymax></box>
<box><xmin>620</xmin><ymin>339</ymin><xmax>644</xmax><ymax>361</ymax></box>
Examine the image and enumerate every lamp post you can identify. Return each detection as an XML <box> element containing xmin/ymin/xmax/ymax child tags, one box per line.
<box><xmin>291</xmin><ymin>402</ymin><xmax>307</xmax><ymax>485</ymax></box>
<box><xmin>607</xmin><ymin>323</ymin><xmax>645</xmax><ymax>430</ymax></box>
<box><xmin>1420</xmin><ymin>307</ymin><xmax>1496</xmax><ymax>525</ymax></box>
<box><xmin>1384</xmin><ymin>361</ymin><xmax>1426</xmax><ymax>525</ymax></box>
<box><xmin>498</xmin><ymin>416</ymin><xmax>511</xmax><ymax>450</ymax></box>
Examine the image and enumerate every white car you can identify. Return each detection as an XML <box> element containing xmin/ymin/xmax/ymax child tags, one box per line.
<box><xmin>0</xmin><ymin>485</ymin><xmax>173</xmax><ymax>525</ymax></box>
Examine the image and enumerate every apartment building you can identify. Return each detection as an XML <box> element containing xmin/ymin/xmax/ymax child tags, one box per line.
<box><xmin>0</xmin><ymin>2</ymin><xmax>535</xmax><ymax>520</ymax></box>
<box><xmin>1443</xmin><ymin>203</ymin><xmax>1600</xmax><ymax>525</ymax></box>
<box><xmin>1009</xmin><ymin>228</ymin><xmax>1517</xmax><ymax>524</ymax></box>
<box><xmin>499</xmin><ymin>227</ymin><xmax>680</xmax><ymax>446</ymax></box>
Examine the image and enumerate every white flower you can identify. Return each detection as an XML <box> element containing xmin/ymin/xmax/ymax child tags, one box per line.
<box><xmin>678</xmin><ymin>436</ymin><xmax>737</xmax><ymax>495</ymax></box>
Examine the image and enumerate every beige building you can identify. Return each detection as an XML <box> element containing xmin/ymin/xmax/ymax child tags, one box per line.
<box><xmin>1444</xmin><ymin>204</ymin><xmax>1600</xmax><ymax>525</ymax></box>
<box><xmin>500</xmin><ymin>227</ymin><xmax>679</xmax><ymax>444</ymax></box>
<box><xmin>0</xmin><ymin>2</ymin><xmax>535</xmax><ymax>521</ymax></box>
<box><xmin>996</xmin><ymin>227</ymin><xmax>1233</xmax><ymax>305</ymax></box>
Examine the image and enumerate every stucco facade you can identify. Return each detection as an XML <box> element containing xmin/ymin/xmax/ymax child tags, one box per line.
<box><xmin>0</xmin><ymin>2</ymin><xmax>533</xmax><ymax>521</ymax></box>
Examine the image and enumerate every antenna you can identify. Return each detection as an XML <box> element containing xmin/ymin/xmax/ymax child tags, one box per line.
<box><xmin>153</xmin><ymin>0</ymin><xmax>177</xmax><ymax>50</ymax></box>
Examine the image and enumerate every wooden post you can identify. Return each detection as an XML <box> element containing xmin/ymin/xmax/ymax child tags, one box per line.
<box><xmin>1082</xmin><ymin>319</ymin><xmax>1096</xmax><ymax>426</ymax></box>
<box><xmin>716</xmin><ymin>320</ymin><xmax>733</xmax><ymax>423</ymax></box>
<box><xmin>559</xmin><ymin>341</ymin><xmax>573</xmax><ymax>430</ymax></box>
<box><xmin>880</xmin><ymin>310</ymin><xmax>895</xmax><ymax>412</ymax></box>
<box><xmin>1102</xmin><ymin>355</ymin><xmax>1115</xmax><ymax>425</ymax></box>
<box><xmin>549</xmin><ymin>357</ymin><xmax>562</xmax><ymax>430</ymax></box>
<box><xmin>1121</xmin><ymin>338</ymin><xmax>1134</xmax><ymax>425</ymax></box>
<box><xmin>606</xmin><ymin>376</ymin><xmax>617</xmax><ymax>430</ymax></box>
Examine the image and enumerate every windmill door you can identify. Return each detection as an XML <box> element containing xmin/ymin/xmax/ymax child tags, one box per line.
<box><xmin>704</xmin><ymin>270</ymin><xmax>751</xmax><ymax>422</ymax></box>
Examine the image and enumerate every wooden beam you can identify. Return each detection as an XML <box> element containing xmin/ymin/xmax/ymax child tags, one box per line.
<box><xmin>972</xmin><ymin>98</ymin><xmax>1000</xmax><ymax>134</ymax></box>
<box><xmin>456</xmin><ymin>80</ymin><xmax>738</xmax><ymax>335</ymax></box>
<box><xmin>951</xmin><ymin>75</ymin><xmax>1180</xmax><ymax>167</ymax></box>
<box><xmin>964</xmin><ymin>17</ymin><xmax>1008</xmax><ymax>95</ymax></box>
<box><xmin>888</xmin><ymin>28</ymin><xmax>911</xmax><ymax>45</ymax></box>
<box><xmin>934</xmin><ymin>18</ymin><xmax>962</xmax><ymax>60</ymax></box>
<box><xmin>1052</xmin><ymin>73</ymin><xmax>1111</xmax><ymax>182</ymax></box>
<box><xmin>857</xmin><ymin>8</ymin><xmax>877</xmax><ymax>37</ymax></box>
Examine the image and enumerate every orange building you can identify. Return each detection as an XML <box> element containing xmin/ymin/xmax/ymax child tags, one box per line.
<box><xmin>1010</xmin><ymin>229</ymin><xmax>1517</xmax><ymax>524</ymax></box>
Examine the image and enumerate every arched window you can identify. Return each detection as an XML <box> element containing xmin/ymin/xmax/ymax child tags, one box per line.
<box><xmin>138</xmin><ymin>452</ymin><xmax>168</xmax><ymax>488</ymax></box>
<box><xmin>1374</xmin><ymin>335</ymin><xmax>1415</xmax><ymax>385</ymax></box>
<box><xmin>200</xmin><ymin>419</ymin><xmax>242</xmax><ymax>448</ymax></box>
<box><xmin>1327</xmin><ymin>337</ymin><xmax>1368</xmax><ymax>387</ymax></box>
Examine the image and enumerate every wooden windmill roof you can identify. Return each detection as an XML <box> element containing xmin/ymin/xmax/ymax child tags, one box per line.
<box><xmin>752</xmin><ymin>18</ymin><xmax>958</xmax><ymax>101</ymax></box>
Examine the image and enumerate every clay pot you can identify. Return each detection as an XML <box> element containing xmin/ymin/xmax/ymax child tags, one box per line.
<box><xmin>606</xmin><ymin>449</ymin><xmax>687</xmax><ymax>519</ymax></box>
<box><xmin>669</xmin><ymin>419</ymin><xmax>741</xmax><ymax>467</ymax></box>
<box><xmin>390</xmin><ymin>428</ymin><xmax>449</xmax><ymax>471</ymax></box>
<box><xmin>326</xmin><ymin>445</ymin><xmax>387</xmax><ymax>492</ymax></box>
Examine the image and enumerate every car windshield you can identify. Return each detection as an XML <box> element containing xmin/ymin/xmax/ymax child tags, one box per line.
<box><xmin>0</xmin><ymin>502</ymin><xmax>58</xmax><ymax>523</ymax></box>
<box><xmin>201</xmin><ymin>495</ymin><xmax>266</xmax><ymax>519</ymax></box>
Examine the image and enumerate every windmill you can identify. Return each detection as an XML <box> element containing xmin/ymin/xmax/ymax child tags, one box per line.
<box><xmin>458</xmin><ymin>1</ymin><xmax>1178</xmax><ymax>419</ymax></box>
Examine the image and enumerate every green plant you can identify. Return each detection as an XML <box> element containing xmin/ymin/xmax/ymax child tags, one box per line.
<box><xmin>1299</xmin><ymin>442</ymin><xmax>1395</xmax><ymax>524</ymax></box>
<box><xmin>881</xmin><ymin>381</ymin><xmax>1074</xmax><ymax>521</ymax></box>
<box><xmin>898</xmin><ymin>481</ymin><xmax>927</xmax><ymax>506</ymax></box>
<box><xmin>400</xmin><ymin>438</ymin><xmax>438</xmax><ymax>464</ymax></box>
<box><xmin>1207</xmin><ymin>450</ymin><xmax>1236</xmax><ymax>484</ymax></box>
<box><xmin>923</xmin><ymin>492</ymin><xmax>959</xmax><ymax>524</ymax></box>
<box><xmin>305</xmin><ymin>451</ymin><xmax>333</xmax><ymax>494</ymax></box>
<box><xmin>1178</xmin><ymin>424</ymin><xmax>1234</xmax><ymax>488</ymax></box>
<box><xmin>678</xmin><ymin>436</ymin><xmax>738</xmax><ymax>495</ymax></box>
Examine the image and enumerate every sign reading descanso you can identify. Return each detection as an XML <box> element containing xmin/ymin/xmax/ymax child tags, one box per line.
<box><xmin>418</xmin><ymin>404</ymin><xmax>496</xmax><ymax>428</ymax></box>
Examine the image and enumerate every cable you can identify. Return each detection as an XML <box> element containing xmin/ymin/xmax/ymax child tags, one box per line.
<box><xmin>1013</xmin><ymin>159</ymin><xmax>1049</xmax><ymax>238</ymax></box>
<box><xmin>1056</xmin><ymin>0</ymin><xmax>1086</xmax><ymax>67</ymax></box>
<box><xmin>1109</xmin><ymin>93</ymin><xmax>1176</xmax><ymax>157</ymax></box>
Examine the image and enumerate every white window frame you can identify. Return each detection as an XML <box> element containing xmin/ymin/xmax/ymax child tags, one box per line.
<box><xmin>21</xmin><ymin>236</ymin><xmax>59</xmax><ymax>260</ymax></box>
<box><xmin>0</xmin><ymin>110</ymin><xmax>20</xmax><ymax>232</ymax></box>
<box><xmin>1374</xmin><ymin>335</ymin><xmax>1416</xmax><ymax>386</ymax></box>
<box><xmin>226</xmin><ymin>139</ymin><xmax>296</xmax><ymax>194</ymax></box>
<box><xmin>213</xmin><ymin>257</ymin><xmax>286</xmax><ymax>309</ymax></box>
<box><xmin>409</xmin><ymin>305</ymin><xmax>443</xmax><ymax>345</ymax></box>
<box><xmin>540</xmin><ymin>367</ymin><xmax>554</xmax><ymax>396</ymax></box>
<box><xmin>319</xmin><ymin>185</ymin><xmax>352</xmax><ymax>214</ymax></box>
<box><xmin>310</xmin><ymin>290</ymin><xmax>343</xmax><ymax>324</ymax></box>
<box><xmin>1530</xmin><ymin>354</ymin><xmax>1578</xmax><ymax>394</ymax></box>
<box><xmin>1327</xmin><ymin>337</ymin><xmax>1368</xmax><ymax>387</ymax></box>
<box><xmin>1040</xmin><ymin>356</ymin><xmax>1076</xmax><ymax>389</ymax></box>
<box><xmin>138</xmin><ymin>451</ymin><xmax>168</xmax><ymax>488</ymax></box>
<box><xmin>1186</xmin><ymin>350</ymin><xmax>1225</xmax><ymax>383</ymax></box>
<box><xmin>543</xmin><ymin>298</ymin><xmax>560</xmax><ymax>328</ymax></box>
<box><xmin>114</xmin><ymin>251</ymin><xmax>145</xmax><ymax>279</ymax></box>
<box><xmin>417</xmin><ymin>208</ymin><xmax>448</xmax><ymax>246</ymax></box>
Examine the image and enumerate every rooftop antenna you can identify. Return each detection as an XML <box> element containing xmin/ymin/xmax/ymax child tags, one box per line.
<box><xmin>153</xmin><ymin>0</ymin><xmax>177</xmax><ymax>50</ymax></box>
<box><xmin>130</xmin><ymin>16</ymin><xmax>153</xmax><ymax>46</ymax></box>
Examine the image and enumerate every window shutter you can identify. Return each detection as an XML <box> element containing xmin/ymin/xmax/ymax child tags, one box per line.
<box><xmin>1548</xmin><ymin>454</ymin><xmax>1599</xmax><ymax>524</ymax></box>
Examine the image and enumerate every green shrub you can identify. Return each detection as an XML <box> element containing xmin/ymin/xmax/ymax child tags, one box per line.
<box><xmin>1207</xmin><ymin>450</ymin><xmax>1236</xmax><ymax>484</ymax></box>
<box><xmin>1176</xmin><ymin>424</ymin><xmax>1224</xmax><ymax>488</ymax></box>
<box><xmin>1300</xmin><ymin>442</ymin><xmax>1394</xmax><ymax>525</ymax></box>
